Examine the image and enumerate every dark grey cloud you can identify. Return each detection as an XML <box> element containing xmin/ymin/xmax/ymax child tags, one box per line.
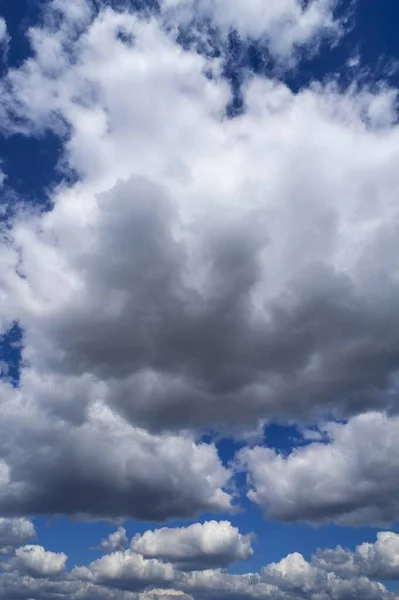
<box><xmin>0</xmin><ymin>379</ymin><xmax>232</xmax><ymax>520</ymax></box>
<box><xmin>16</xmin><ymin>175</ymin><xmax>399</xmax><ymax>439</ymax></box>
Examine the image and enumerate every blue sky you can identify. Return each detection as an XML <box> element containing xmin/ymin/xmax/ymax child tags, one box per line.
<box><xmin>1</xmin><ymin>1</ymin><xmax>399</xmax><ymax>600</ymax></box>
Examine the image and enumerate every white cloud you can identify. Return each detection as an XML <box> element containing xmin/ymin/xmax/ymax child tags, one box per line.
<box><xmin>240</xmin><ymin>413</ymin><xmax>399</xmax><ymax>525</ymax></box>
<box><xmin>0</xmin><ymin>18</ymin><xmax>7</xmax><ymax>46</ymax></box>
<box><xmin>0</xmin><ymin>535</ymin><xmax>397</xmax><ymax>600</ymax></box>
<box><xmin>161</xmin><ymin>0</ymin><xmax>340</xmax><ymax>60</ymax></box>
<box><xmin>2</xmin><ymin>7</ymin><xmax>399</xmax><ymax>438</ymax></box>
<box><xmin>181</xmin><ymin>558</ymin><xmax>393</xmax><ymax>600</ymax></box>
<box><xmin>6</xmin><ymin>544</ymin><xmax>67</xmax><ymax>577</ymax></box>
<box><xmin>74</xmin><ymin>550</ymin><xmax>176</xmax><ymax>590</ymax></box>
<box><xmin>100</xmin><ymin>528</ymin><xmax>129</xmax><ymax>553</ymax></box>
<box><xmin>0</xmin><ymin>518</ymin><xmax>35</xmax><ymax>555</ymax></box>
<box><xmin>131</xmin><ymin>521</ymin><xmax>253</xmax><ymax>570</ymax></box>
<box><xmin>314</xmin><ymin>531</ymin><xmax>399</xmax><ymax>580</ymax></box>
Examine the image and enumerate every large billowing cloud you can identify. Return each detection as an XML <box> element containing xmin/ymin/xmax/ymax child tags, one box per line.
<box><xmin>131</xmin><ymin>521</ymin><xmax>253</xmax><ymax>570</ymax></box>
<box><xmin>240</xmin><ymin>413</ymin><xmax>399</xmax><ymax>525</ymax></box>
<box><xmin>0</xmin><ymin>378</ymin><xmax>232</xmax><ymax>520</ymax></box>
<box><xmin>2</xmin><ymin>2</ymin><xmax>399</xmax><ymax>437</ymax></box>
<box><xmin>0</xmin><ymin>0</ymin><xmax>398</xmax><ymax>545</ymax></box>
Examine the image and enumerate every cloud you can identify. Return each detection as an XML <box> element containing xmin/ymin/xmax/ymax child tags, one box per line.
<box><xmin>240</xmin><ymin>413</ymin><xmax>399</xmax><ymax>525</ymax></box>
<box><xmin>0</xmin><ymin>381</ymin><xmax>232</xmax><ymax>520</ymax></box>
<box><xmin>74</xmin><ymin>551</ymin><xmax>176</xmax><ymax>591</ymax></box>
<box><xmin>161</xmin><ymin>0</ymin><xmax>340</xmax><ymax>61</ymax></box>
<box><xmin>0</xmin><ymin>18</ymin><xmax>8</xmax><ymax>48</ymax></box>
<box><xmin>314</xmin><ymin>531</ymin><xmax>399</xmax><ymax>580</ymax></box>
<box><xmin>131</xmin><ymin>521</ymin><xmax>253</xmax><ymax>571</ymax></box>
<box><xmin>0</xmin><ymin>518</ymin><xmax>35</xmax><ymax>555</ymax></box>
<box><xmin>180</xmin><ymin>558</ymin><xmax>393</xmax><ymax>600</ymax></box>
<box><xmin>2</xmin><ymin>7</ymin><xmax>399</xmax><ymax>436</ymax></box>
<box><xmin>100</xmin><ymin>528</ymin><xmax>129</xmax><ymax>553</ymax></box>
<box><xmin>258</xmin><ymin>551</ymin><xmax>393</xmax><ymax>600</ymax></box>
<box><xmin>0</xmin><ymin>570</ymin><xmax>144</xmax><ymax>600</ymax></box>
<box><xmin>5</xmin><ymin>544</ymin><xmax>67</xmax><ymax>577</ymax></box>
<box><xmin>0</xmin><ymin>533</ymin><xmax>397</xmax><ymax>600</ymax></box>
<box><xmin>0</xmin><ymin>0</ymin><xmax>398</xmax><ymax>527</ymax></box>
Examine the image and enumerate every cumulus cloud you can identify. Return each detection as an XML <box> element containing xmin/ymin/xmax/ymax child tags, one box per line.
<box><xmin>240</xmin><ymin>413</ymin><xmax>399</xmax><ymax>525</ymax></box>
<box><xmin>131</xmin><ymin>521</ymin><xmax>253</xmax><ymax>571</ymax></box>
<box><xmin>100</xmin><ymin>528</ymin><xmax>129</xmax><ymax>553</ymax></box>
<box><xmin>0</xmin><ymin>0</ymin><xmax>398</xmax><ymax>529</ymax></box>
<box><xmin>5</xmin><ymin>544</ymin><xmax>67</xmax><ymax>577</ymax></box>
<box><xmin>0</xmin><ymin>518</ymin><xmax>35</xmax><ymax>555</ymax></box>
<box><xmin>3</xmin><ymin>4</ymin><xmax>399</xmax><ymax>435</ymax></box>
<box><xmin>0</xmin><ymin>533</ymin><xmax>398</xmax><ymax>600</ymax></box>
<box><xmin>0</xmin><ymin>571</ymin><xmax>144</xmax><ymax>600</ymax></box>
<box><xmin>0</xmin><ymin>383</ymin><xmax>232</xmax><ymax>520</ymax></box>
<box><xmin>74</xmin><ymin>550</ymin><xmax>176</xmax><ymax>591</ymax></box>
<box><xmin>257</xmin><ymin>551</ymin><xmax>392</xmax><ymax>600</ymax></box>
<box><xmin>314</xmin><ymin>531</ymin><xmax>399</xmax><ymax>580</ymax></box>
<box><xmin>180</xmin><ymin>557</ymin><xmax>393</xmax><ymax>600</ymax></box>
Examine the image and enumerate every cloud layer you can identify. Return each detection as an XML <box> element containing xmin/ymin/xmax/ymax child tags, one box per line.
<box><xmin>1</xmin><ymin>527</ymin><xmax>398</xmax><ymax>600</ymax></box>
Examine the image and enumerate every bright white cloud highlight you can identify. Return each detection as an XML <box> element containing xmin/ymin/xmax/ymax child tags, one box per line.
<box><xmin>131</xmin><ymin>521</ymin><xmax>253</xmax><ymax>570</ymax></box>
<box><xmin>7</xmin><ymin>545</ymin><xmax>67</xmax><ymax>577</ymax></box>
<box><xmin>74</xmin><ymin>550</ymin><xmax>176</xmax><ymax>589</ymax></box>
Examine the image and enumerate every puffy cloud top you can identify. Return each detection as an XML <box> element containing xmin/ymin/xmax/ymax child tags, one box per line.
<box><xmin>131</xmin><ymin>521</ymin><xmax>253</xmax><ymax>570</ymax></box>
<box><xmin>100</xmin><ymin>528</ymin><xmax>129</xmax><ymax>553</ymax></box>
<box><xmin>240</xmin><ymin>413</ymin><xmax>399</xmax><ymax>525</ymax></box>
<box><xmin>0</xmin><ymin>518</ymin><xmax>35</xmax><ymax>555</ymax></box>
<box><xmin>314</xmin><ymin>531</ymin><xmax>399</xmax><ymax>579</ymax></box>
<box><xmin>8</xmin><ymin>545</ymin><xmax>67</xmax><ymax>577</ymax></box>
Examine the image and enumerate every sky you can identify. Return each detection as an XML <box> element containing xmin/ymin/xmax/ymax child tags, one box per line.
<box><xmin>1</xmin><ymin>0</ymin><xmax>399</xmax><ymax>599</ymax></box>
